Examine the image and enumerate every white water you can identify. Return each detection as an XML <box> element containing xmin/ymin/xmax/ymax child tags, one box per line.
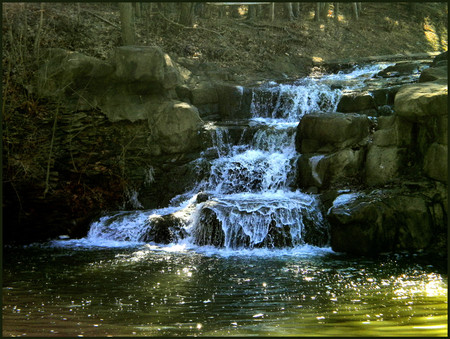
<box><xmin>56</xmin><ymin>63</ymin><xmax>394</xmax><ymax>254</ymax></box>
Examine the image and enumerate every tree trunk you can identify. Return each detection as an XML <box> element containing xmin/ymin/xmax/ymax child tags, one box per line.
<box><xmin>293</xmin><ymin>2</ymin><xmax>300</xmax><ymax>18</ymax></box>
<box><xmin>247</xmin><ymin>5</ymin><xmax>257</xmax><ymax>21</ymax></box>
<box><xmin>352</xmin><ymin>2</ymin><xmax>359</xmax><ymax>20</ymax></box>
<box><xmin>270</xmin><ymin>2</ymin><xmax>275</xmax><ymax>22</ymax></box>
<box><xmin>334</xmin><ymin>2</ymin><xmax>339</xmax><ymax>21</ymax></box>
<box><xmin>119</xmin><ymin>2</ymin><xmax>135</xmax><ymax>45</ymax></box>
<box><xmin>320</xmin><ymin>3</ymin><xmax>329</xmax><ymax>19</ymax></box>
<box><xmin>179</xmin><ymin>2</ymin><xmax>194</xmax><ymax>26</ymax></box>
<box><xmin>231</xmin><ymin>5</ymin><xmax>240</xmax><ymax>18</ymax></box>
<box><xmin>134</xmin><ymin>2</ymin><xmax>141</xmax><ymax>18</ymax></box>
<box><xmin>284</xmin><ymin>3</ymin><xmax>294</xmax><ymax>21</ymax></box>
<box><xmin>315</xmin><ymin>3</ymin><xmax>320</xmax><ymax>21</ymax></box>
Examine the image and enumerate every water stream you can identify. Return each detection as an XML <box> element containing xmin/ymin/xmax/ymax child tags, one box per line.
<box><xmin>3</xmin><ymin>62</ymin><xmax>447</xmax><ymax>337</ymax></box>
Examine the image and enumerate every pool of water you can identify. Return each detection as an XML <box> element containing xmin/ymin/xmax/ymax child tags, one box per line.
<box><xmin>3</xmin><ymin>243</ymin><xmax>447</xmax><ymax>337</ymax></box>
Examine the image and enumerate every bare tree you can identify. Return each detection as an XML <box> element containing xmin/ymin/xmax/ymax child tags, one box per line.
<box><xmin>352</xmin><ymin>2</ymin><xmax>359</xmax><ymax>20</ymax></box>
<box><xmin>284</xmin><ymin>3</ymin><xmax>294</xmax><ymax>21</ymax></box>
<box><xmin>119</xmin><ymin>2</ymin><xmax>135</xmax><ymax>45</ymax></box>
<box><xmin>293</xmin><ymin>2</ymin><xmax>300</xmax><ymax>18</ymax></box>
<box><xmin>334</xmin><ymin>2</ymin><xmax>339</xmax><ymax>21</ymax></box>
<box><xmin>178</xmin><ymin>2</ymin><xmax>194</xmax><ymax>26</ymax></box>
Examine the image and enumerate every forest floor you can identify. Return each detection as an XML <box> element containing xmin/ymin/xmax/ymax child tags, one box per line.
<box><xmin>2</xmin><ymin>2</ymin><xmax>448</xmax><ymax>83</ymax></box>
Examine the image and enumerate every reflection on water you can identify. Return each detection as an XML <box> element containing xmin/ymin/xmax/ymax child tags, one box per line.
<box><xmin>3</xmin><ymin>244</ymin><xmax>447</xmax><ymax>337</ymax></box>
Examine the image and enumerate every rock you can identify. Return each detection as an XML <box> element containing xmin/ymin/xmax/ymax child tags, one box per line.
<box><xmin>36</xmin><ymin>48</ymin><xmax>114</xmax><ymax>99</ymax></box>
<box><xmin>98</xmin><ymin>92</ymin><xmax>164</xmax><ymax>122</ymax></box>
<box><xmin>113</xmin><ymin>46</ymin><xmax>181</xmax><ymax>89</ymax></box>
<box><xmin>196</xmin><ymin>192</ymin><xmax>210</xmax><ymax>203</ymax></box>
<box><xmin>217</xmin><ymin>84</ymin><xmax>252</xmax><ymax>120</ymax></box>
<box><xmin>419</xmin><ymin>66</ymin><xmax>448</xmax><ymax>82</ymax></box>
<box><xmin>296</xmin><ymin>112</ymin><xmax>370</xmax><ymax>153</ymax></box>
<box><xmin>337</xmin><ymin>92</ymin><xmax>376</xmax><ymax>113</ymax></box>
<box><xmin>328</xmin><ymin>189</ymin><xmax>441</xmax><ymax>255</ymax></box>
<box><xmin>432</xmin><ymin>51</ymin><xmax>448</xmax><ymax>67</ymax></box>
<box><xmin>365</xmin><ymin>145</ymin><xmax>406</xmax><ymax>186</ymax></box>
<box><xmin>297</xmin><ymin>149</ymin><xmax>364</xmax><ymax>189</ymax></box>
<box><xmin>394</xmin><ymin>81</ymin><xmax>448</xmax><ymax>122</ymax></box>
<box><xmin>372</xmin><ymin>116</ymin><xmax>412</xmax><ymax>147</ymax></box>
<box><xmin>192</xmin><ymin>207</ymin><xmax>225</xmax><ymax>247</ymax></box>
<box><xmin>423</xmin><ymin>143</ymin><xmax>448</xmax><ymax>182</ymax></box>
<box><xmin>142</xmin><ymin>214</ymin><xmax>187</xmax><ymax>244</ymax></box>
<box><xmin>371</xmin><ymin>86</ymin><xmax>401</xmax><ymax>106</ymax></box>
<box><xmin>376</xmin><ymin>61</ymin><xmax>421</xmax><ymax>77</ymax></box>
<box><xmin>148</xmin><ymin>101</ymin><xmax>204</xmax><ymax>154</ymax></box>
<box><xmin>190</xmin><ymin>81</ymin><xmax>219</xmax><ymax>105</ymax></box>
<box><xmin>376</xmin><ymin>105</ymin><xmax>394</xmax><ymax>116</ymax></box>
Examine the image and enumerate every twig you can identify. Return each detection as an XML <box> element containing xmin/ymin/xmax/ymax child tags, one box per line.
<box><xmin>82</xmin><ymin>9</ymin><xmax>120</xmax><ymax>29</ymax></box>
<box><xmin>158</xmin><ymin>12</ymin><xmax>224</xmax><ymax>36</ymax></box>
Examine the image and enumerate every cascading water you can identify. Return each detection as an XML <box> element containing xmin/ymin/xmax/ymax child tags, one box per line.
<box><xmin>83</xmin><ymin>63</ymin><xmax>395</xmax><ymax>251</ymax></box>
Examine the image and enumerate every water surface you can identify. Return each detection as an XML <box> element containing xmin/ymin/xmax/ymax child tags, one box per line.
<box><xmin>3</xmin><ymin>244</ymin><xmax>447</xmax><ymax>337</ymax></box>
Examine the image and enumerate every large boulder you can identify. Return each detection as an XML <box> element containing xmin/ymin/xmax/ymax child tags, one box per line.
<box><xmin>296</xmin><ymin>112</ymin><xmax>370</xmax><ymax>153</ymax></box>
<box><xmin>337</xmin><ymin>92</ymin><xmax>376</xmax><ymax>113</ymax></box>
<box><xmin>423</xmin><ymin>142</ymin><xmax>448</xmax><ymax>183</ymax></box>
<box><xmin>364</xmin><ymin>145</ymin><xmax>406</xmax><ymax>186</ymax></box>
<box><xmin>148</xmin><ymin>101</ymin><xmax>203</xmax><ymax>154</ymax></box>
<box><xmin>372</xmin><ymin>116</ymin><xmax>412</xmax><ymax>147</ymax></box>
<box><xmin>216</xmin><ymin>84</ymin><xmax>252</xmax><ymax>120</ymax></box>
<box><xmin>36</xmin><ymin>48</ymin><xmax>114</xmax><ymax>101</ymax></box>
<box><xmin>394</xmin><ymin>81</ymin><xmax>448</xmax><ymax>122</ymax></box>
<box><xmin>113</xmin><ymin>46</ymin><xmax>181</xmax><ymax>90</ymax></box>
<box><xmin>141</xmin><ymin>214</ymin><xmax>187</xmax><ymax>244</ymax></box>
<box><xmin>376</xmin><ymin>61</ymin><xmax>422</xmax><ymax>78</ymax></box>
<box><xmin>419</xmin><ymin>66</ymin><xmax>448</xmax><ymax>83</ymax></box>
<box><xmin>297</xmin><ymin>149</ymin><xmax>364</xmax><ymax>189</ymax></box>
<box><xmin>327</xmin><ymin>188</ymin><xmax>444</xmax><ymax>255</ymax></box>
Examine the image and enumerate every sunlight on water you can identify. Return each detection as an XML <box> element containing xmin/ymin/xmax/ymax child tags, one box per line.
<box><xmin>3</xmin><ymin>245</ymin><xmax>447</xmax><ymax>337</ymax></box>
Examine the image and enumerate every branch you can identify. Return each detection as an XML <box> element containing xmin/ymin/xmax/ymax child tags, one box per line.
<box><xmin>82</xmin><ymin>9</ymin><xmax>120</xmax><ymax>29</ymax></box>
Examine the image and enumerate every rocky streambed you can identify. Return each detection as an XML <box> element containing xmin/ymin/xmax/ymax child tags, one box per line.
<box><xmin>5</xmin><ymin>46</ymin><xmax>447</xmax><ymax>256</ymax></box>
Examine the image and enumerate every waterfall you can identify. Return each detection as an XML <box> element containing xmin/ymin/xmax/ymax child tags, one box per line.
<box><xmin>83</xmin><ymin>63</ymin><xmax>392</xmax><ymax>250</ymax></box>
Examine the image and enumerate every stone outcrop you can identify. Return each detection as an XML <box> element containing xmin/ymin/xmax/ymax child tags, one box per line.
<box><xmin>319</xmin><ymin>52</ymin><xmax>448</xmax><ymax>255</ymax></box>
<box><xmin>327</xmin><ymin>184</ymin><xmax>447</xmax><ymax>256</ymax></box>
<box><xmin>296</xmin><ymin>112</ymin><xmax>370</xmax><ymax>153</ymax></box>
<box><xmin>296</xmin><ymin>112</ymin><xmax>370</xmax><ymax>190</ymax></box>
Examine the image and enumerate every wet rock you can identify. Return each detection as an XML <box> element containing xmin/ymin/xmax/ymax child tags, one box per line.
<box><xmin>216</xmin><ymin>84</ymin><xmax>252</xmax><ymax>120</ymax></box>
<box><xmin>196</xmin><ymin>192</ymin><xmax>210</xmax><ymax>203</ymax></box>
<box><xmin>370</xmin><ymin>86</ymin><xmax>401</xmax><ymax>106</ymax></box>
<box><xmin>297</xmin><ymin>149</ymin><xmax>364</xmax><ymax>189</ymax></box>
<box><xmin>328</xmin><ymin>188</ymin><xmax>445</xmax><ymax>255</ymax></box>
<box><xmin>394</xmin><ymin>81</ymin><xmax>448</xmax><ymax>122</ymax></box>
<box><xmin>376</xmin><ymin>61</ymin><xmax>421</xmax><ymax>77</ymax></box>
<box><xmin>193</xmin><ymin>206</ymin><xmax>225</xmax><ymax>247</ymax></box>
<box><xmin>337</xmin><ymin>92</ymin><xmax>376</xmax><ymax>113</ymax></box>
<box><xmin>296</xmin><ymin>112</ymin><xmax>370</xmax><ymax>153</ymax></box>
<box><xmin>142</xmin><ymin>214</ymin><xmax>187</xmax><ymax>244</ymax></box>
